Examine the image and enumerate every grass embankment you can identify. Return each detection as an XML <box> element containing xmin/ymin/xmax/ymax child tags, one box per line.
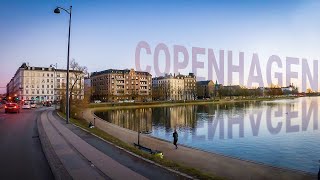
<box><xmin>57</xmin><ymin>111</ymin><xmax>223</xmax><ymax>180</ymax></box>
<box><xmin>90</xmin><ymin>96</ymin><xmax>296</xmax><ymax>110</ymax></box>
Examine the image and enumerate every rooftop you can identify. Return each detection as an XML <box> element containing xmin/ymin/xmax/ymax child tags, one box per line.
<box><xmin>91</xmin><ymin>68</ymin><xmax>151</xmax><ymax>77</ymax></box>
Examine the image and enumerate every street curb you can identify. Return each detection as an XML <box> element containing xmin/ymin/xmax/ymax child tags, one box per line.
<box><xmin>55</xmin><ymin>111</ymin><xmax>194</xmax><ymax>180</ymax></box>
<box><xmin>37</xmin><ymin>110</ymin><xmax>72</xmax><ymax>180</ymax></box>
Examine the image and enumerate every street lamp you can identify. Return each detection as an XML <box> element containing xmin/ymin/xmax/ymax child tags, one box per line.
<box><xmin>54</xmin><ymin>6</ymin><xmax>72</xmax><ymax>124</ymax></box>
<box><xmin>50</xmin><ymin>63</ymin><xmax>58</xmax><ymax>109</ymax></box>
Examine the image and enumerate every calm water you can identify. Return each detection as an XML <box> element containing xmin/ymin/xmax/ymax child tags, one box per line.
<box><xmin>95</xmin><ymin>97</ymin><xmax>320</xmax><ymax>174</ymax></box>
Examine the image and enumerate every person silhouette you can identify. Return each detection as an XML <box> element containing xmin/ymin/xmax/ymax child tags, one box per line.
<box><xmin>173</xmin><ymin>129</ymin><xmax>178</xmax><ymax>149</ymax></box>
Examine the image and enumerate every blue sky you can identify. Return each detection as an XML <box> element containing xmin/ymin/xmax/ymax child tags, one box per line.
<box><xmin>1</xmin><ymin>0</ymin><xmax>319</xmax><ymax>93</ymax></box>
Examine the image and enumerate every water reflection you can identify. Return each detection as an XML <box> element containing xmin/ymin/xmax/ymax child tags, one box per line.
<box><xmin>95</xmin><ymin>97</ymin><xmax>320</xmax><ymax>174</ymax></box>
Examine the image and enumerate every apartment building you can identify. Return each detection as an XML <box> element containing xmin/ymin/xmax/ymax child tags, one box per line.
<box><xmin>196</xmin><ymin>80</ymin><xmax>214</xmax><ymax>99</ymax></box>
<box><xmin>90</xmin><ymin>68</ymin><xmax>152</xmax><ymax>102</ymax></box>
<box><xmin>177</xmin><ymin>73</ymin><xmax>196</xmax><ymax>100</ymax></box>
<box><xmin>152</xmin><ymin>73</ymin><xmax>196</xmax><ymax>101</ymax></box>
<box><xmin>6</xmin><ymin>63</ymin><xmax>85</xmax><ymax>102</ymax></box>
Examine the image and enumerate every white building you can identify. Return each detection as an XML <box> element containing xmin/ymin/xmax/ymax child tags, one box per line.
<box><xmin>7</xmin><ymin>63</ymin><xmax>85</xmax><ymax>102</ymax></box>
<box><xmin>152</xmin><ymin>73</ymin><xmax>196</xmax><ymax>101</ymax></box>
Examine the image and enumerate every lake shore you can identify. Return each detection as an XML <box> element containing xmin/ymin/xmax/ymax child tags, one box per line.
<box><xmin>80</xmin><ymin>96</ymin><xmax>316</xmax><ymax>179</ymax></box>
<box><xmin>90</xmin><ymin>96</ymin><xmax>297</xmax><ymax>111</ymax></box>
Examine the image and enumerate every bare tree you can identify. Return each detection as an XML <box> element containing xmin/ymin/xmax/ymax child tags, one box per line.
<box><xmin>69</xmin><ymin>59</ymin><xmax>87</xmax><ymax>102</ymax></box>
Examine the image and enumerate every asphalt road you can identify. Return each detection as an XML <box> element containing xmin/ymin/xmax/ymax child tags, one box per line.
<box><xmin>0</xmin><ymin>106</ymin><xmax>53</xmax><ymax>180</ymax></box>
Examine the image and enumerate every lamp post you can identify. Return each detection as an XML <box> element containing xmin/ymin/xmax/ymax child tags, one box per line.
<box><xmin>54</xmin><ymin>6</ymin><xmax>72</xmax><ymax>124</ymax></box>
<box><xmin>50</xmin><ymin>63</ymin><xmax>57</xmax><ymax>109</ymax></box>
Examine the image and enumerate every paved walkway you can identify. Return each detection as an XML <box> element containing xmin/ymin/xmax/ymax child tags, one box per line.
<box><xmin>84</xmin><ymin>108</ymin><xmax>317</xmax><ymax>180</ymax></box>
<box><xmin>51</xmin><ymin>111</ymin><xmax>187</xmax><ymax>180</ymax></box>
<box><xmin>39</xmin><ymin>109</ymin><xmax>147</xmax><ymax>180</ymax></box>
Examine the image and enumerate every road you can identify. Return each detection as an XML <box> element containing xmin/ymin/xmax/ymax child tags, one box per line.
<box><xmin>0</xmin><ymin>106</ymin><xmax>53</xmax><ymax>180</ymax></box>
<box><xmin>0</xmin><ymin>105</ymin><xmax>187</xmax><ymax>180</ymax></box>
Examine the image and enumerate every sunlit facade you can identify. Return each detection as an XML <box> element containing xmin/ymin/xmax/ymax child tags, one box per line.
<box><xmin>91</xmin><ymin>68</ymin><xmax>152</xmax><ymax>102</ymax></box>
<box><xmin>152</xmin><ymin>73</ymin><xmax>196</xmax><ymax>101</ymax></box>
<box><xmin>6</xmin><ymin>63</ymin><xmax>85</xmax><ymax>102</ymax></box>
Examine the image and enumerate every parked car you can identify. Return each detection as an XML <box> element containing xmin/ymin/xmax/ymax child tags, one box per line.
<box><xmin>22</xmin><ymin>102</ymin><xmax>31</xmax><ymax>109</ymax></box>
<box><xmin>94</xmin><ymin>100</ymin><xmax>101</xmax><ymax>103</ymax></box>
<box><xmin>5</xmin><ymin>103</ymin><xmax>20</xmax><ymax>113</ymax></box>
<box><xmin>30</xmin><ymin>102</ymin><xmax>36</xmax><ymax>108</ymax></box>
<box><xmin>43</xmin><ymin>101</ymin><xmax>52</xmax><ymax>107</ymax></box>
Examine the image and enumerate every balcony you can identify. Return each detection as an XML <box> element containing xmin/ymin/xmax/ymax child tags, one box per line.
<box><xmin>116</xmin><ymin>77</ymin><xmax>125</xmax><ymax>80</ymax></box>
<box><xmin>116</xmin><ymin>81</ymin><xmax>125</xmax><ymax>85</ymax></box>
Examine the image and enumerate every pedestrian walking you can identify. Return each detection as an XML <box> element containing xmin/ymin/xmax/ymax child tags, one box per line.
<box><xmin>173</xmin><ymin>129</ymin><xmax>178</xmax><ymax>149</ymax></box>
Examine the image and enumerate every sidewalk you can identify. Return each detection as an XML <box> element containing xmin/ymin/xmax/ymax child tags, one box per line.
<box><xmin>84</xmin><ymin>108</ymin><xmax>317</xmax><ymax>180</ymax></box>
<box><xmin>38</xmin><ymin>109</ymin><xmax>147</xmax><ymax>180</ymax></box>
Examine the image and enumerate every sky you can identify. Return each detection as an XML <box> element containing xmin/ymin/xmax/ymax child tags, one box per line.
<box><xmin>1</xmin><ymin>0</ymin><xmax>320</xmax><ymax>93</ymax></box>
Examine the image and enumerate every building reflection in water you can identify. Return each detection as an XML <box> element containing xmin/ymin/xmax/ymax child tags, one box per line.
<box><xmin>95</xmin><ymin>97</ymin><xmax>320</xmax><ymax>173</ymax></box>
<box><xmin>95</xmin><ymin>99</ymin><xmax>318</xmax><ymax>140</ymax></box>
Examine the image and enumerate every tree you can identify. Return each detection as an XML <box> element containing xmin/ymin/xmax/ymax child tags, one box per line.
<box><xmin>190</xmin><ymin>86</ymin><xmax>197</xmax><ymax>100</ymax></box>
<box><xmin>160</xmin><ymin>83</ymin><xmax>170</xmax><ymax>101</ymax></box>
<box><xmin>306</xmin><ymin>88</ymin><xmax>313</xmax><ymax>93</ymax></box>
<box><xmin>59</xmin><ymin>59</ymin><xmax>87</xmax><ymax>119</ymax></box>
<box><xmin>69</xmin><ymin>59</ymin><xmax>87</xmax><ymax>102</ymax></box>
<box><xmin>130</xmin><ymin>88</ymin><xmax>139</xmax><ymax>100</ymax></box>
<box><xmin>152</xmin><ymin>86</ymin><xmax>160</xmax><ymax>100</ymax></box>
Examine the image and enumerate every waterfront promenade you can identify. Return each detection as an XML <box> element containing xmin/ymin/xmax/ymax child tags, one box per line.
<box><xmin>83</xmin><ymin>107</ymin><xmax>316</xmax><ymax>180</ymax></box>
<box><xmin>38</xmin><ymin>109</ymin><xmax>149</xmax><ymax>179</ymax></box>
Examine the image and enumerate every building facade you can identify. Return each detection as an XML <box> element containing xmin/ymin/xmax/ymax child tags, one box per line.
<box><xmin>91</xmin><ymin>68</ymin><xmax>152</xmax><ymax>102</ymax></box>
<box><xmin>152</xmin><ymin>73</ymin><xmax>196</xmax><ymax>101</ymax></box>
<box><xmin>196</xmin><ymin>80</ymin><xmax>214</xmax><ymax>99</ymax></box>
<box><xmin>6</xmin><ymin>63</ymin><xmax>85</xmax><ymax>102</ymax></box>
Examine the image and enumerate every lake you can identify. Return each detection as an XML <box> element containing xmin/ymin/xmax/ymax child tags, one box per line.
<box><xmin>95</xmin><ymin>97</ymin><xmax>320</xmax><ymax>174</ymax></box>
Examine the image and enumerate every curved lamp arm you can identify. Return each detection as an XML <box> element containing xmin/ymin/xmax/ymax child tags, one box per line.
<box><xmin>54</xmin><ymin>6</ymin><xmax>71</xmax><ymax>14</ymax></box>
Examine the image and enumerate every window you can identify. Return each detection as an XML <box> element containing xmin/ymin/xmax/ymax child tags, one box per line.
<box><xmin>47</xmin><ymin>79</ymin><xmax>49</xmax><ymax>83</ymax></box>
<box><xmin>47</xmin><ymin>85</ymin><xmax>49</xmax><ymax>88</ymax></box>
<box><xmin>37</xmin><ymin>90</ymin><xmax>39</xmax><ymax>94</ymax></box>
<box><xmin>51</xmin><ymin>74</ymin><xmax>53</xmax><ymax>77</ymax></box>
<box><xmin>51</xmin><ymin>85</ymin><xmax>53</xmax><ymax>88</ymax></box>
<box><xmin>47</xmin><ymin>73</ymin><xmax>49</xmax><ymax>77</ymax></box>
<box><xmin>51</xmin><ymin>90</ymin><xmax>53</xmax><ymax>94</ymax></box>
<box><xmin>42</xmin><ymin>85</ymin><xmax>44</xmax><ymax>88</ymax></box>
<box><xmin>42</xmin><ymin>90</ymin><xmax>44</xmax><ymax>94</ymax></box>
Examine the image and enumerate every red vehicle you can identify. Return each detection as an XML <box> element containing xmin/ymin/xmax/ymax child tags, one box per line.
<box><xmin>5</xmin><ymin>103</ymin><xmax>20</xmax><ymax>113</ymax></box>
